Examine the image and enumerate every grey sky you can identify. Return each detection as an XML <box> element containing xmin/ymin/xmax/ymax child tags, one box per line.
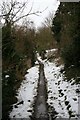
<box><xmin>0</xmin><ymin>0</ymin><xmax>60</xmax><ymax>28</ymax></box>
<box><xmin>27</xmin><ymin>0</ymin><xmax>60</xmax><ymax>28</ymax></box>
<box><xmin>60</xmin><ymin>0</ymin><xmax>79</xmax><ymax>2</ymax></box>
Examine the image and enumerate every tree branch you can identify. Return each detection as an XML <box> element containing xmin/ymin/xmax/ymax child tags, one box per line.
<box><xmin>0</xmin><ymin>0</ymin><xmax>47</xmax><ymax>25</ymax></box>
<box><xmin>13</xmin><ymin>11</ymin><xmax>41</xmax><ymax>24</ymax></box>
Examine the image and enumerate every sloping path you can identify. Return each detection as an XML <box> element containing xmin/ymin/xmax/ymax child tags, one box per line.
<box><xmin>32</xmin><ymin>62</ymin><xmax>49</xmax><ymax>120</ymax></box>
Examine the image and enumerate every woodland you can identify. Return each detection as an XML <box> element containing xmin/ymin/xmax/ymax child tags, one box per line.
<box><xmin>1</xmin><ymin>1</ymin><xmax>80</xmax><ymax>119</ymax></box>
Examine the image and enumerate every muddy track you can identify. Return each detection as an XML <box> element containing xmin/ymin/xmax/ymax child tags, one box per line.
<box><xmin>32</xmin><ymin>62</ymin><xmax>49</xmax><ymax>120</ymax></box>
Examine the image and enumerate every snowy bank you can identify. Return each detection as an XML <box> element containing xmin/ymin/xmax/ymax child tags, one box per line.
<box><xmin>9</xmin><ymin>65</ymin><xmax>39</xmax><ymax>119</ymax></box>
<box><xmin>44</xmin><ymin>61</ymin><xmax>79</xmax><ymax>119</ymax></box>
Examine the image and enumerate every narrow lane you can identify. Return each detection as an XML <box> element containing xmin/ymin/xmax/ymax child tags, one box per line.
<box><xmin>32</xmin><ymin>62</ymin><xmax>49</xmax><ymax>120</ymax></box>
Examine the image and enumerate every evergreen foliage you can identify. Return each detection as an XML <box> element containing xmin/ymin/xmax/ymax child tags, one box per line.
<box><xmin>51</xmin><ymin>2</ymin><xmax>80</xmax><ymax>67</ymax></box>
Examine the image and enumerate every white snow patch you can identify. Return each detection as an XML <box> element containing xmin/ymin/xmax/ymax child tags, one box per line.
<box><xmin>45</xmin><ymin>49</ymin><xmax>58</xmax><ymax>58</ymax></box>
<box><xmin>44</xmin><ymin>61</ymin><xmax>79</xmax><ymax>119</ymax></box>
<box><xmin>5</xmin><ymin>75</ymin><xmax>9</xmax><ymax>78</ymax></box>
<box><xmin>9</xmin><ymin>49</ymin><xmax>80</xmax><ymax>119</ymax></box>
<box><xmin>35</xmin><ymin>61</ymin><xmax>39</xmax><ymax>65</ymax></box>
<box><xmin>9</xmin><ymin>65</ymin><xmax>39</xmax><ymax>119</ymax></box>
<box><xmin>46</xmin><ymin>48</ymin><xmax>58</xmax><ymax>53</ymax></box>
<box><xmin>36</xmin><ymin>52</ymin><xmax>43</xmax><ymax>63</ymax></box>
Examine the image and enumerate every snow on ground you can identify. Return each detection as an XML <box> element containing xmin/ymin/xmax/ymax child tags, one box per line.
<box><xmin>36</xmin><ymin>50</ymin><xmax>79</xmax><ymax>119</ymax></box>
<box><xmin>5</xmin><ymin>75</ymin><xmax>9</xmax><ymax>78</ymax></box>
<box><xmin>45</xmin><ymin>48</ymin><xmax>58</xmax><ymax>58</ymax></box>
<box><xmin>9</xmin><ymin>65</ymin><xmax>39</xmax><ymax>119</ymax></box>
<box><xmin>9</xmin><ymin>49</ymin><xmax>80</xmax><ymax>119</ymax></box>
<box><xmin>36</xmin><ymin>52</ymin><xmax>43</xmax><ymax>63</ymax></box>
<box><xmin>46</xmin><ymin>48</ymin><xmax>58</xmax><ymax>53</ymax></box>
<box><xmin>44</xmin><ymin>60</ymin><xmax>79</xmax><ymax>119</ymax></box>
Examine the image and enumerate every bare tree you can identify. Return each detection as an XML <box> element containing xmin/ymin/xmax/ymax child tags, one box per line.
<box><xmin>0</xmin><ymin>0</ymin><xmax>43</xmax><ymax>25</ymax></box>
<box><xmin>42</xmin><ymin>12</ymin><xmax>54</xmax><ymax>27</ymax></box>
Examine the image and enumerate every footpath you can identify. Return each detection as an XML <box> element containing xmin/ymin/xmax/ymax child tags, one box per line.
<box><xmin>32</xmin><ymin>61</ymin><xmax>49</xmax><ymax>120</ymax></box>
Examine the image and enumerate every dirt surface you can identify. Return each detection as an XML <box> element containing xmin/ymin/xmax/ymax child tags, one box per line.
<box><xmin>32</xmin><ymin>62</ymin><xmax>49</xmax><ymax>120</ymax></box>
